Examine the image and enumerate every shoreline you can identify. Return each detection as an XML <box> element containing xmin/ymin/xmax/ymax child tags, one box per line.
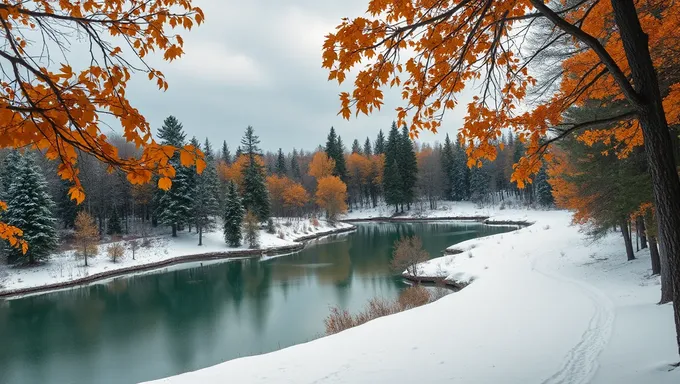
<box><xmin>0</xmin><ymin>225</ymin><xmax>356</xmax><ymax>299</ymax></box>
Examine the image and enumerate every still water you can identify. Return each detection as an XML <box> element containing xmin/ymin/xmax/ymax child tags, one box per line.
<box><xmin>0</xmin><ymin>222</ymin><xmax>515</xmax><ymax>384</ymax></box>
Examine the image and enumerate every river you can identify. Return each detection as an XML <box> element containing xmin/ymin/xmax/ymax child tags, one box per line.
<box><xmin>0</xmin><ymin>221</ymin><xmax>515</xmax><ymax>384</ymax></box>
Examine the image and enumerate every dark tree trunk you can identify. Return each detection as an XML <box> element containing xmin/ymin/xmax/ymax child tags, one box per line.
<box><xmin>650</xmin><ymin>235</ymin><xmax>661</xmax><ymax>276</ymax></box>
<box><xmin>621</xmin><ymin>218</ymin><xmax>636</xmax><ymax>261</ymax></box>
<box><xmin>637</xmin><ymin>216</ymin><xmax>648</xmax><ymax>249</ymax></box>
<box><xmin>658</xmin><ymin>221</ymin><xmax>674</xmax><ymax>304</ymax></box>
<box><xmin>612</xmin><ymin>0</ymin><xmax>680</xmax><ymax>355</ymax></box>
<box><xmin>171</xmin><ymin>223</ymin><xmax>177</xmax><ymax>237</ymax></box>
<box><xmin>198</xmin><ymin>225</ymin><xmax>203</xmax><ymax>246</ymax></box>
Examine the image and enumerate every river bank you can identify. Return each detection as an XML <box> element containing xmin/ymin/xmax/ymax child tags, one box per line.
<box><xmin>0</xmin><ymin>219</ymin><xmax>355</xmax><ymax>299</ymax></box>
<box><xmin>148</xmin><ymin>204</ymin><xmax>679</xmax><ymax>384</ymax></box>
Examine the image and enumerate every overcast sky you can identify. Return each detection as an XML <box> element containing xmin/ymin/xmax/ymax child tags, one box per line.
<box><xmin>122</xmin><ymin>0</ymin><xmax>471</xmax><ymax>153</ymax></box>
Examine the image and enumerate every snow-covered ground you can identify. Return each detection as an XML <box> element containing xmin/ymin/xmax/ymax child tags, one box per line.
<box><xmin>0</xmin><ymin>218</ymin><xmax>353</xmax><ymax>295</ymax></box>
<box><xmin>147</xmin><ymin>203</ymin><xmax>679</xmax><ymax>384</ymax></box>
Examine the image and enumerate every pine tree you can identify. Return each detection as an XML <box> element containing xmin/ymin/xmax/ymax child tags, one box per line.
<box><xmin>4</xmin><ymin>154</ymin><xmax>58</xmax><ymax>264</ymax></box>
<box><xmin>223</xmin><ymin>182</ymin><xmax>244</xmax><ymax>247</ymax></box>
<box><xmin>221</xmin><ymin>140</ymin><xmax>232</xmax><ymax>165</ymax></box>
<box><xmin>194</xmin><ymin>139</ymin><xmax>221</xmax><ymax>245</ymax></box>
<box><xmin>441</xmin><ymin>134</ymin><xmax>455</xmax><ymax>200</ymax></box>
<box><xmin>243</xmin><ymin>210</ymin><xmax>260</xmax><ymax>249</ymax></box>
<box><xmin>452</xmin><ymin>139</ymin><xmax>470</xmax><ymax>200</ymax></box>
<box><xmin>275</xmin><ymin>148</ymin><xmax>287</xmax><ymax>176</ymax></box>
<box><xmin>383</xmin><ymin>160</ymin><xmax>403</xmax><ymax>212</ymax></box>
<box><xmin>351</xmin><ymin>139</ymin><xmax>362</xmax><ymax>154</ymax></box>
<box><xmin>154</xmin><ymin>116</ymin><xmax>192</xmax><ymax>237</ymax></box>
<box><xmin>240</xmin><ymin>126</ymin><xmax>270</xmax><ymax>222</ymax></box>
<box><xmin>290</xmin><ymin>148</ymin><xmax>302</xmax><ymax>181</ymax></box>
<box><xmin>325</xmin><ymin>127</ymin><xmax>348</xmax><ymax>181</ymax></box>
<box><xmin>398</xmin><ymin>125</ymin><xmax>418</xmax><ymax>210</ymax></box>
<box><xmin>107</xmin><ymin>207</ymin><xmax>123</xmax><ymax>236</ymax></box>
<box><xmin>469</xmin><ymin>162</ymin><xmax>491</xmax><ymax>203</ymax></box>
<box><xmin>374</xmin><ymin>130</ymin><xmax>386</xmax><ymax>154</ymax></box>
<box><xmin>56</xmin><ymin>179</ymin><xmax>79</xmax><ymax>229</ymax></box>
<box><xmin>363</xmin><ymin>137</ymin><xmax>373</xmax><ymax>156</ymax></box>
<box><xmin>535</xmin><ymin>163</ymin><xmax>554</xmax><ymax>207</ymax></box>
<box><xmin>0</xmin><ymin>150</ymin><xmax>22</xmax><ymax>198</ymax></box>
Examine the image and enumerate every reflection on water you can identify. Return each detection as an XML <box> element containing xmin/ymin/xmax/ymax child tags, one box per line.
<box><xmin>0</xmin><ymin>222</ymin><xmax>514</xmax><ymax>384</ymax></box>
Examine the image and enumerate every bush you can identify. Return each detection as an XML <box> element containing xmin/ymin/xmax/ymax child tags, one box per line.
<box><xmin>391</xmin><ymin>236</ymin><xmax>429</xmax><ymax>279</ymax></box>
<box><xmin>107</xmin><ymin>243</ymin><xmax>125</xmax><ymax>263</ymax></box>
<box><xmin>397</xmin><ymin>285</ymin><xmax>431</xmax><ymax>309</ymax></box>
<box><xmin>243</xmin><ymin>210</ymin><xmax>260</xmax><ymax>249</ymax></box>
<box><xmin>324</xmin><ymin>307</ymin><xmax>355</xmax><ymax>335</ymax></box>
<box><xmin>277</xmin><ymin>230</ymin><xmax>285</xmax><ymax>240</ymax></box>
<box><xmin>266</xmin><ymin>218</ymin><xmax>276</xmax><ymax>234</ymax></box>
<box><xmin>311</xmin><ymin>217</ymin><xmax>320</xmax><ymax>227</ymax></box>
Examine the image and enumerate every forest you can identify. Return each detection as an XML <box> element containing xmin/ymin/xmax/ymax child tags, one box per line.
<box><xmin>0</xmin><ymin>116</ymin><xmax>554</xmax><ymax>266</ymax></box>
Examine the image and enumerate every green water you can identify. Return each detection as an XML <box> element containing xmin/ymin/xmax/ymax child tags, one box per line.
<box><xmin>0</xmin><ymin>222</ymin><xmax>515</xmax><ymax>384</ymax></box>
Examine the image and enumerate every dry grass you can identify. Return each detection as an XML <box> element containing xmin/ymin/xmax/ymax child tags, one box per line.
<box><xmin>324</xmin><ymin>285</ymin><xmax>449</xmax><ymax>335</ymax></box>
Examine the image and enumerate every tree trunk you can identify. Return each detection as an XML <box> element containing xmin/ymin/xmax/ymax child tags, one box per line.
<box><xmin>198</xmin><ymin>225</ymin><xmax>203</xmax><ymax>246</ymax></box>
<box><xmin>171</xmin><ymin>223</ymin><xmax>177</xmax><ymax>237</ymax></box>
<box><xmin>650</xmin><ymin>235</ymin><xmax>661</xmax><ymax>276</ymax></box>
<box><xmin>613</xmin><ymin>0</ymin><xmax>680</xmax><ymax>356</ymax></box>
<box><xmin>637</xmin><ymin>216</ymin><xmax>648</xmax><ymax>249</ymax></box>
<box><xmin>658</xmin><ymin>221</ymin><xmax>674</xmax><ymax>304</ymax></box>
<box><xmin>621</xmin><ymin>218</ymin><xmax>635</xmax><ymax>261</ymax></box>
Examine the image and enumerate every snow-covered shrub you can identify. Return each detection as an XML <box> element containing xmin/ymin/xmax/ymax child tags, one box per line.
<box><xmin>266</xmin><ymin>218</ymin><xmax>276</xmax><ymax>234</ymax></box>
<box><xmin>277</xmin><ymin>231</ymin><xmax>285</xmax><ymax>240</ymax></box>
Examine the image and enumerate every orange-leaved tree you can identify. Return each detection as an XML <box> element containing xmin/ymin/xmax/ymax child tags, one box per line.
<box><xmin>308</xmin><ymin>151</ymin><xmax>336</xmax><ymax>179</ymax></box>
<box><xmin>324</xmin><ymin>0</ymin><xmax>680</xmax><ymax>355</ymax></box>
<box><xmin>283</xmin><ymin>182</ymin><xmax>310</xmax><ymax>217</ymax></box>
<box><xmin>0</xmin><ymin>0</ymin><xmax>205</xmax><ymax>250</ymax></box>
<box><xmin>315</xmin><ymin>176</ymin><xmax>348</xmax><ymax>222</ymax></box>
<box><xmin>267</xmin><ymin>174</ymin><xmax>294</xmax><ymax>216</ymax></box>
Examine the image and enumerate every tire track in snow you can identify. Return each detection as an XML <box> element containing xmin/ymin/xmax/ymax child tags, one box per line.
<box><xmin>532</xmin><ymin>260</ymin><xmax>615</xmax><ymax>384</ymax></box>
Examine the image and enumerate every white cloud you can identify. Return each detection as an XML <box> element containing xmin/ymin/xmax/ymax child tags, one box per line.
<box><xmin>172</xmin><ymin>42</ymin><xmax>268</xmax><ymax>86</ymax></box>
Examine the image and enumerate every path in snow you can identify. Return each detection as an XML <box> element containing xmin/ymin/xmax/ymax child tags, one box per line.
<box><xmin>533</xmin><ymin>257</ymin><xmax>615</xmax><ymax>384</ymax></box>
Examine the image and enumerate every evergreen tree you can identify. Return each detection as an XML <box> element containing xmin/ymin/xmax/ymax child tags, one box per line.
<box><xmin>56</xmin><ymin>179</ymin><xmax>79</xmax><ymax>229</ymax></box>
<box><xmin>0</xmin><ymin>150</ymin><xmax>22</xmax><ymax>198</ymax></box>
<box><xmin>325</xmin><ymin>127</ymin><xmax>348</xmax><ymax>181</ymax></box>
<box><xmin>363</xmin><ymin>137</ymin><xmax>373</xmax><ymax>156</ymax></box>
<box><xmin>240</xmin><ymin>126</ymin><xmax>270</xmax><ymax>222</ymax></box>
<box><xmin>469</xmin><ymin>162</ymin><xmax>491</xmax><ymax>203</ymax></box>
<box><xmin>223</xmin><ymin>182</ymin><xmax>244</xmax><ymax>247</ymax></box>
<box><xmin>107</xmin><ymin>207</ymin><xmax>123</xmax><ymax>236</ymax></box>
<box><xmin>243</xmin><ymin>210</ymin><xmax>260</xmax><ymax>249</ymax></box>
<box><xmin>290</xmin><ymin>148</ymin><xmax>302</xmax><ymax>181</ymax></box>
<box><xmin>235</xmin><ymin>146</ymin><xmax>243</xmax><ymax>159</ymax></box>
<box><xmin>374</xmin><ymin>129</ymin><xmax>386</xmax><ymax>154</ymax></box>
<box><xmin>383</xmin><ymin>160</ymin><xmax>403</xmax><ymax>212</ymax></box>
<box><xmin>535</xmin><ymin>163</ymin><xmax>554</xmax><ymax>207</ymax></box>
<box><xmin>154</xmin><ymin>116</ymin><xmax>192</xmax><ymax>237</ymax></box>
<box><xmin>275</xmin><ymin>148</ymin><xmax>287</xmax><ymax>176</ymax></box>
<box><xmin>194</xmin><ymin>139</ymin><xmax>221</xmax><ymax>245</ymax></box>
<box><xmin>398</xmin><ymin>125</ymin><xmax>418</xmax><ymax>209</ymax></box>
<box><xmin>441</xmin><ymin>134</ymin><xmax>455</xmax><ymax>200</ymax></box>
<box><xmin>4</xmin><ymin>154</ymin><xmax>58</xmax><ymax>264</ymax></box>
<box><xmin>351</xmin><ymin>139</ymin><xmax>362</xmax><ymax>154</ymax></box>
<box><xmin>452</xmin><ymin>139</ymin><xmax>470</xmax><ymax>200</ymax></box>
<box><xmin>221</xmin><ymin>140</ymin><xmax>232</xmax><ymax>165</ymax></box>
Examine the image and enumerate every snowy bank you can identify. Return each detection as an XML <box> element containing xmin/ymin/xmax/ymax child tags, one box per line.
<box><xmin>147</xmin><ymin>205</ymin><xmax>679</xmax><ymax>384</ymax></box>
<box><xmin>0</xmin><ymin>218</ymin><xmax>354</xmax><ymax>298</ymax></box>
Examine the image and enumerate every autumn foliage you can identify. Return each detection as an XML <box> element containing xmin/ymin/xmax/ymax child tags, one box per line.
<box><xmin>315</xmin><ymin>176</ymin><xmax>348</xmax><ymax>221</ymax></box>
<box><xmin>267</xmin><ymin>175</ymin><xmax>309</xmax><ymax>216</ymax></box>
<box><xmin>308</xmin><ymin>151</ymin><xmax>336</xmax><ymax>179</ymax></box>
<box><xmin>0</xmin><ymin>0</ymin><xmax>205</xmax><ymax>250</ymax></box>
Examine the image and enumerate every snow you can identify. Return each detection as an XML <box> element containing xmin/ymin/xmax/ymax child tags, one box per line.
<box><xmin>145</xmin><ymin>202</ymin><xmax>680</xmax><ymax>384</ymax></box>
<box><xmin>0</xmin><ymin>218</ymin><xmax>353</xmax><ymax>295</ymax></box>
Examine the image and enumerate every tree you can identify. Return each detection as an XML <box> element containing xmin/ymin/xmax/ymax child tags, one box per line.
<box><xmin>398</xmin><ymin>125</ymin><xmax>418</xmax><ymax>209</ymax></box>
<box><xmin>391</xmin><ymin>236</ymin><xmax>429</xmax><ymax>280</ymax></box>
<box><xmin>315</xmin><ymin>176</ymin><xmax>348</xmax><ymax>222</ymax></box>
<box><xmin>107</xmin><ymin>243</ymin><xmax>125</xmax><ymax>263</ymax></box>
<box><xmin>326</xmin><ymin>127</ymin><xmax>348</xmax><ymax>181</ymax></box>
<box><xmin>4</xmin><ymin>154</ymin><xmax>58</xmax><ymax>264</ymax></box>
<box><xmin>107</xmin><ymin>208</ymin><xmax>123</xmax><ymax>237</ymax></box>
<box><xmin>240</xmin><ymin>126</ymin><xmax>270</xmax><ymax>222</ymax></box>
<box><xmin>0</xmin><ymin>1</ymin><xmax>205</xmax><ymax>252</ymax></box>
<box><xmin>535</xmin><ymin>164</ymin><xmax>554</xmax><ymax>207</ymax></box>
<box><xmin>155</xmin><ymin>116</ymin><xmax>193</xmax><ymax>237</ymax></box>
<box><xmin>243</xmin><ymin>210</ymin><xmax>260</xmax><ymax>249</ymax></box>
<box><xmin>441</xmin><ymin>134</ymin><xmax>455</xmax><ymax>200</ymax></box>
<box><xmin>267</xmin><ymin>175</ymin><xmax>294</xmax><ymax>216</ymax></box>
<box><xmin>351</xmin><ymin>139</ymin><xmax>363</xmax><ymax>154</ymax></box>
<box><xmin>308</xmin><ymin>152</ymin><xmax>336</xmax><ymax>179</ymax></box>
<box><xmin>74</xmin><ymin>211</ymin><xmax>99</xmax><ymax>267</ymax></box>
<box><xmin>374</xmin><ymin>130</ymin><xmax>386</xmax><ymax>155</ymax></box>
<box><xmin>283</xmin><ymin>183</ymin><xmax>309</xmax><ymax>217</ymax></box>
<box><xmin>469</xmin><ymin>163</ymin><xmax>491</xmax><ymax>204</ymax></box>
<box><xmin>364</xmin><ymin>138</ymin><xmax>373</xmax><ymax>156</ymax></box>
<box><xmin>224</xmin><ymin>182</ymin><xmax>244</xmax><ymax>247</ymax></box>
<box><xmin>275</xmin><ymin>149</ymin><xmax>288</xmax><ymax>176</ymax></box>
<box><xmin>222</xmin><ymin>141</ymin><xmax>232</xmax><ymax>165</ymax></box>
<box><xmin>194</xmin><ymin>140</ymin><xmax>220</xmax><ymax>246</ymax></box>
<box><xmin>383</xmin><ymin>160</ymin><xmax>403</xmax><ymax>212</ymax></box>
<box><xmin>323</xmin><ymin>1</ymin><xmax>680</xmax><ymax>354</ymax></box>
<box><xmin>291</xmin><ymin>149</ymin><xmax>303</xmax><ymax>181</ymax></box>
<box><xmin>417</xmin><ymin>145</ymin><xmax>445</xmax><ymax>209</ymax></box>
